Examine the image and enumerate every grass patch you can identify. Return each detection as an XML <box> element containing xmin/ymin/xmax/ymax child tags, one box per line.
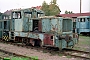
<box><xmin>74</xmin><ymin>35</ymin><xmax>90</xmax><ymax>51</ymax></box>
<box><xmin>2</xmin><ymin>56</ymin><xmax>39</xmax><ymax>60</ymax></box>
<box><xmin>79</xmin><ymin>35</ymin><xmax>90</xmax><ymax>46</ymax></box>
<box><xmin>66</xmin><ymin>55</ymin><xmax>72</xmax><ymax>58</ymax></box>
<box><xmin>59</xmin><ymin>54</ymin><xmax>63</xmax><ymax>56</ymax></box>
<box><xmin>50</xmin><ymin>52</ymin><xmax>56</xmax><ymax>55</ymax></box>
<box><xmin>43</xmin><ymin>50</ymin><xmax>47</xmax><ymax>53</ymax></box>
<box><xmin>74</xmin><ymin>47</ymin><xmax>80</xmax><ymax>50</ymax></box>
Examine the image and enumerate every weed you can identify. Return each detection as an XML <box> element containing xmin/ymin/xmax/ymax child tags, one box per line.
<box><xmin>59</xmin><ymin>54</ymin><xmax>63</xmax><ymax>56</ymax></box>
<box><xmin>43</xmin><ymin>50</ymin><xmax>47</xmax><ymax>53</ymax></box>
<box><xmin>66</xmin><ymin>55</ymin><xmax>72</xmax><ymax>58</ymax></box>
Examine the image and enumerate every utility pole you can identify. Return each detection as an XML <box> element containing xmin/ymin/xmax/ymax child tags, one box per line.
<box><xmin>80</xmin><ymin>0</ymin><xmax>81</xmax><ymax>14</ymax></box>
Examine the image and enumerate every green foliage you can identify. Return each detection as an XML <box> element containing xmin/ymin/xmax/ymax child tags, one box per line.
<box><xmin>41</xmin><ymin>1</ymin><xmax>49</xmax><ymax>16</ymax></box>
<box><xmin>65</xmin><ymin>10</ymin><xmax>73</xmax><ymax>14</ymax></box>
<box><xmin>2</xmin><ymin>56</ymin><xmax>39</xmax><ymax>60</ymax></box>
<box><xmin>43</xmin><ymin>50</ymin><xmax>47</xmax><ymax>53</ymax></box>
<box><xmin>50</xmin><ymin>0</ymin><xmax>57</xmax><ymax>4</ymax></box>
<box><xmin>41</xmin><ymin>0</ymin><xmax>60</xmax><ymax>16</ymax></box>
<box><xmin>59</xmin><ymin>54</ymin><xmax>64</xmax><ymax>56</ymax></box>
<box><xmin>66</xmin><ymin>55</ymin><xmax>72</xmax><ymax>58</ymax></box>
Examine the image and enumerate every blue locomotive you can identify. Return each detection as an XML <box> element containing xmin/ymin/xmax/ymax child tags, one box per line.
<box><xmin>0</xmin><ymin>12</ymin><xmax>10</xmax><ymax>40</ymax></box>
<box><xmin>0</xmin><ymin>8</ymin><xmax>78</xmax><ymax>50</ymax></box>
<box><xmin>76</xmin><ymin>16</ymin><xmax>90</xmax><ymax>35</ymax></box>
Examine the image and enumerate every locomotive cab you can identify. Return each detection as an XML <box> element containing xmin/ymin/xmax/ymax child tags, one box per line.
<box><xmin>9</xmin><ymin>8</ymin><xmax>44</xmax><ymax>41</ymax></box>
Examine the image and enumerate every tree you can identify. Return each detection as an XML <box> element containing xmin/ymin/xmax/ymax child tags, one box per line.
<box><xmin>41</xmin><ymin>0</ymin><xmax>60</xmax><ymax>16</ymax></box>
<box><xmin>41</xmin><ymin>1</ymin><xmax>49</xmax><ymax>16</ymax></box>
<box><xmin>49</xmin><ymin>0</ymin><xmax>60</xmax><ymax>16</ymax></box>
<box><xmin>65</xmin><ymin>10</ymin><xmax>73</xmax><ymax>14</ymax></box>
<box><xmin>51</xmin><ymin>0</ymin><xmax>56</xmax><ymax>4</ymax></box>
<box><xmin>65</xmin><ymin>10</ymin><xmax>68</xmax><ymax>14</ymax></box>
<box><xmin>70</xmin><ymin>11</ymin><xmax>73</xmax><ymax>14</ymax></box>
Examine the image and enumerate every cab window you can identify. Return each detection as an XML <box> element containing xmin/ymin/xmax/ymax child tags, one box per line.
<box><xmin>78</xmin><ymin>18</ymin><xmax>85</xmax><ymax>22</ymax></box>
<box><xmin>87</xmin><ymin>18</ymin><xmax>90</xmax><ymax>21</ymax></box>
<box><xmin>24</xmin><ymin>12</ymin><xmax>32</xmax><ymax>18</ymax></box>
<box><xmin>12</xmin><ymin>12</ymin><xmax>21</xmax><ymax>19</ymax></box>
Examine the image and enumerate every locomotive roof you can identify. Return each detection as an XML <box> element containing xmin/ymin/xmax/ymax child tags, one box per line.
<box><xmin>0</xmin><ymin>12</ymin><xmax>9</xmax><ymax>16</ymax></box>
<box><xmin>12</xmin><ymin>8</ymin><xmax>44</xmax><ymax>14</ymax></box>
<box><xmin>77</xmin><ymin>16</ymin><xmax>90</xmax><ymax>18</ymax></box>
<box><xmin>31</xmin><ymin>16</ymin><xmax>72</xmax><ymax>20</ymax></box>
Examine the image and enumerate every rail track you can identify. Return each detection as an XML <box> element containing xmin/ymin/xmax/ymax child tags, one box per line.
<box><xmin>0</xmin><ymin>49</ymin><xmax>38</xmax><ymax>60</ymax></box>
<box><xmin>62</xmin><ymin>48</ymin><xmax>90</xmax><ymax>60</ymax></box>
<box><xmin>0</xmin><ymin>41</ymin><xmax>40</xmax><ymax>60</ymax></box>
<box><xmin>0</xmin><ymin>48</ymin><xmax>40</xmax><ymax>60</ymax></box>
<box><xmin>0</xmin><ymin>40</ymin><xmax>90</xmax><ymax>60</ymax></box>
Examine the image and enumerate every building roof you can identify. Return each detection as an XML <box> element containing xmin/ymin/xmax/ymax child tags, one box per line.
<box><xmin>56</xmin><ymin>12</ymin><xmax>90</xmax><ymax>18</ymax></box>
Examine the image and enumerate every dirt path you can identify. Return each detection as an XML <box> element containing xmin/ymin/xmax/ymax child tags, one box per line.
<box><xmin>0</xmin><ymin>43</ymin><xmax>77</xmax><ymax>60</ymax></box>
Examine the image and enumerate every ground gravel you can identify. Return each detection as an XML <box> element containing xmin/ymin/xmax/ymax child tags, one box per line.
<box><xmin>0</xmin><ymin>43</ymin><xmax>77</xmax><ymax>60</ymax></box>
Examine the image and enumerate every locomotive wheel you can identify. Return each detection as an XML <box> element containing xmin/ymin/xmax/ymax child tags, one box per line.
<box><xmin>31</xmin><ymin>40</ymin><xmax>42</xmax><ymax>47</ymax></box>
<box><xmin>39</xmin><ymin>41</ymin><xmax>43</xmax><ymax>47</ymax></box>
<box><xmin>26</xmin><ymin>39</ymin><xmax>30</xmax><ymax>45</ymax></box>
<box><xmin>22</xmin><ymin>38</ymin><xmax>26</xmax><ymax>44</ymax></box>
<box><xmin>32</xmin><ymin>40</ymin><xmax>35</xmax><ymax>46</ymax></box>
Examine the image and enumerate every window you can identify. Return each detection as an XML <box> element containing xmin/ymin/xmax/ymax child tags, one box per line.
<box><xmin>6</xmin><ymin>17</ymin><xmax>8</xmax><ymax>19</ymax></box>
<box><xmin>78</xmin><ymin>18</ymin><xmax>81</xmax><ymax>22</ymax></box>
<box><xmin>33</xmin><ymin>20</ymin><xmax>39</xmax><ymax>31</ymax></box>
<box><xmin>9</xmin><ymin>16</ymin><xmax>11</xmax><ymax>19</ymax></box>
<box><xmin>24</xmin><ymin>13</ymin><xmax>32</xmax><ymax>18</ymax></box>
<box><xmin>4</xmin><ymin>21</ymin><xmax>7</xmax><ymax>29</ymax></box>
<box><xmin>2</xmin><ymin>16</ymin><xmax>9</xmax><ymax>19</ymax></box>
<box><xmin>73</xmin><ymin>18</ymin><xmax>76</xmax><ymax>22</ymax></box>
<box><xmin>51</xmin><ymin>36</ymin><xmax>53</xmax><ymax>40</ymax></box>
<box><xmin>37</xmin><ymin>12</ymin><xmax>44</xmax><ymax>17</ymax></box>
<box><xmin>37</xmin><ymin>14</ymin><xmax>41</xmax><ymax>17</ymax></box>
<box><xmin>37</xmin><ymin>13</ymin><xmax>43</xmax><ymax>17</ymax></box>
<box><xmin>87</xmin><ymin>18</ymin><xmax>90</xmax><ymax>21</ymax></box>
<box><xmin>82</xmin><ymin>18</ymin><xmax>85</xmax><ymax>22</ymax></box>
<box><xmin>4</xmin><ymin>16</ymin><xmax>6</xmax><ymax>19</ymax></box>
<box><xmin>78</xmin><ymin>18</ymin><xmax>85</xmax><ymax>22</ymax></box>
<box><xmin>13</xmin><ymin>12</ymin><xmax>21</xmax><ymax>19</ymax></box>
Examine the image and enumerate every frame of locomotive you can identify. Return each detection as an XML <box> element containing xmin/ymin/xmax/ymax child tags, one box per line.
<box><xmin>0</xmin><ymin>8</ymin><xmax>78</xmax><ymax>50</ymax></box>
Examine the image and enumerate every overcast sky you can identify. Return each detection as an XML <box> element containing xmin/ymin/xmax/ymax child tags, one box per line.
<box><xmin>0</xmin><ymin>0</ymin><xmax>90</xmax><ymax>14</ymax></box>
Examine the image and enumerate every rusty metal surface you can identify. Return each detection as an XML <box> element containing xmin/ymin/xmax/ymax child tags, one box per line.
<box><xmin>43</xmin><ymin>34</ymin><xmax>53</xmax><ymax>45</ymax></box>
<box><xmin>12</xmin><ymin>32</ymin><xmax>44</xmax><ymax>40</ymax></box>
<box><xmin>0</xmin><ymin>8</ymin><xmax>78</xmax><ymax>49</ymax></box>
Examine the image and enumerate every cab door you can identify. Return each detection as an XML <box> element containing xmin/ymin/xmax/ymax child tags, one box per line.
<box><xmin>44</xmin><ymin>34</ymin><xmax>53</xmax><ymax>46</ymax></box>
